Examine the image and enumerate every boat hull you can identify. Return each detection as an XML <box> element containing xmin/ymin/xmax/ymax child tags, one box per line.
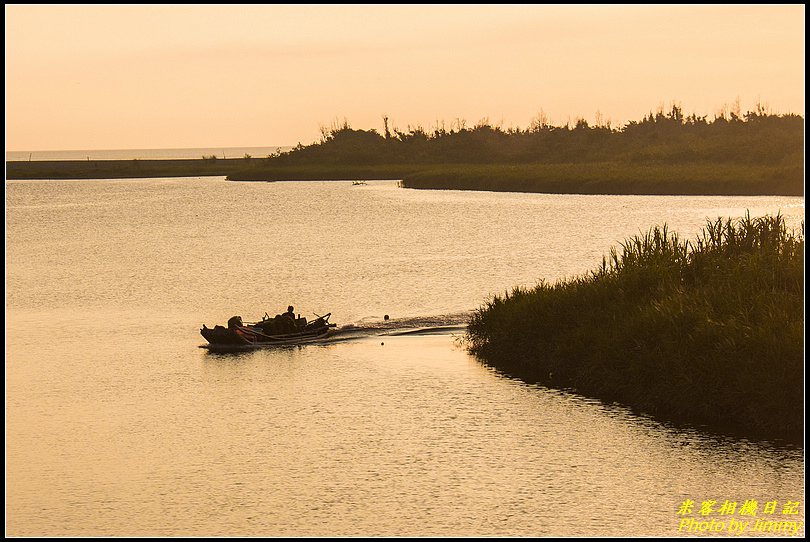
<box><xmin>201</xmin><ymin>327</ymin><xmax>333</xmax><ymax>351</ymax></box>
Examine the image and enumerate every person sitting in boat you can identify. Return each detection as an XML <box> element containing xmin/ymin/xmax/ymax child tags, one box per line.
<box><xmin>269</xmin><ymin>306</ymin><xmax>296</xmax><ymax>333</ymax></box>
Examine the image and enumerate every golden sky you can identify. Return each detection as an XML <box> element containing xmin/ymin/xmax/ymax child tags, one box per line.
<box><xmin>5</xmin><ymin>4</ymin><xmax>805</xmax><ymax>151</ymax></box>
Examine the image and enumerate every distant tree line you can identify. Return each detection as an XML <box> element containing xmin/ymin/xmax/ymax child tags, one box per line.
<box><xmin>265</xmin><ymin>103</ymin><xmax>803</xmax><ymax>167</ymax></box>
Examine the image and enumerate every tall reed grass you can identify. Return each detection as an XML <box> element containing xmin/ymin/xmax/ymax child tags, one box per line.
<box><xmin>467</xmin><ymin>214</ymin><xmax>804</xmax><ymax>443</ymax></box>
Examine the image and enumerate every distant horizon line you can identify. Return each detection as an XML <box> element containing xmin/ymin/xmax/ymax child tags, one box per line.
<box><xmin>6</xmin><ymin>144</ymin><xmax>294</xmax><ymax>154</ymax></box>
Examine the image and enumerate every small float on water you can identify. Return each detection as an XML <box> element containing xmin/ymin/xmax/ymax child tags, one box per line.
<box><xmin>201</xmin><ymin>308</ymin><xmax>336</xmax><ymax>351</ymax></box>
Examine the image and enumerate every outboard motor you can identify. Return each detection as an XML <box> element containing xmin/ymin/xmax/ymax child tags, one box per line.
<box><xmin>227</xmin><ymin>315</ymin><xmax>243</xmax><ymax>329</ymax></box>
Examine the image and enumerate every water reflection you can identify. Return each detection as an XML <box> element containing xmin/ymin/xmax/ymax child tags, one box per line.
<box><xmin>187</xmin><ymin>332</ymin><xmax>804</xmax><ymax>536</ymax></box>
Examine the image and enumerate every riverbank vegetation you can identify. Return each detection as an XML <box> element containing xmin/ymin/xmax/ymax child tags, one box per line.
<box><xmin>224</xmin><ymin>103</ymin><xmax>803</xmax><ymax>195</ymax></box>
<box><xmin>466</xmin><ymin>214</ymin><xmax>804</xmax><ymax>444</ymax></box>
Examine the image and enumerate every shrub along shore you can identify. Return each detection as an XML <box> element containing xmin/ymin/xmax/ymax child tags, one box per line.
<box><xmin>466</xmin><ymin>214</ymin><xmax>804</xmax><ymax>444</ymax></box>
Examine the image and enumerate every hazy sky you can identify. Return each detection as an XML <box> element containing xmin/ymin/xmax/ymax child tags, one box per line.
<box><xmin>5</xmin><ymin>4</ymin><xmax>805</xmax><ymax>151</ymax></box>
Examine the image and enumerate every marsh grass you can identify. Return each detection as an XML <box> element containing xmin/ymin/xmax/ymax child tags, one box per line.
<box><xmin>467</xmin><ymin>214</ymin><xmax>804</xmax><ymax>443</ymax></box>
<box><xmin>400</xmin><ymin>161</ymin><xmax>803</xmax><ymax>195</ymax></box>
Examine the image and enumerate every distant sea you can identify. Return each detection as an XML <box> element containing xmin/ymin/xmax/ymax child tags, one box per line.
<box><xmin>5</xmin><ymin>146</ymin><xmax>293</xmax><ymax>162</ymax></box>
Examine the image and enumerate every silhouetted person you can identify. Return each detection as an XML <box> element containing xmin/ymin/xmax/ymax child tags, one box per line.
<box><xmin>276</xmin><ymin>305</ymin><xmax>296</xmax><ymax>332</ymax></box>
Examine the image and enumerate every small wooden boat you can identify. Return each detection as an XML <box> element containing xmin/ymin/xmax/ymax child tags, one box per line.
<box><xmin>201</xmin><ymin>312</ymin><xmax>336</xmax><ymax>350</ymax></box>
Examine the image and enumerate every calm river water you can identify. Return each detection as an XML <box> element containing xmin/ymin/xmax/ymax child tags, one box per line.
<box><xmin>5</xmin><ymin>178</ymin><xmax>804</xmax><ymax>536</ymax></box>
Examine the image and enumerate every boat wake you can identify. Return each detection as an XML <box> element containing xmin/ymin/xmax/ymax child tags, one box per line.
<box><xmin>333</xmin><ymin>311</ymin><xmax>471</xmax><ymax>340</ymax></box>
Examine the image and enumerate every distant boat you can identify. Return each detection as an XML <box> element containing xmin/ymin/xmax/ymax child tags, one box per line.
<box><xmin>201</xmin><ymin>312</ymin><xmax>336</xmax><ymax>351</ymax></box>
<box><xmin>352</xmin><ymin>181</ymin><xmax>367</xmax><ymax>186</ymax></box>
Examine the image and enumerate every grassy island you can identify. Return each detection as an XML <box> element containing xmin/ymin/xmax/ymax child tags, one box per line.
<box><xmin>466</xmin><ymin>214</ymin><xmax>804</xmax><ymax>444</ymax></box>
